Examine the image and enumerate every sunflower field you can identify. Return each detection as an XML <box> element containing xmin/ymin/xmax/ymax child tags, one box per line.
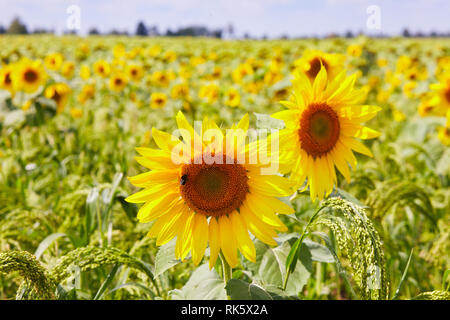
<box><xmin>0</xmin><ymin>35</ymin><xmax>449</xmax><ymax>301</ymax></box>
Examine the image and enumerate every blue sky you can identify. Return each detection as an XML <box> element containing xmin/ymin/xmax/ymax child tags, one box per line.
<box><xmin>0</xmin><ymin>0</ymin><xmax>449</xmax><ymax>37</ymax></box>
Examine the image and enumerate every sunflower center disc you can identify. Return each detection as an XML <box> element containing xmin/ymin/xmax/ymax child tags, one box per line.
<box><xmin>52</xmin><ymin>90</ymin><xmax>62</xmax><ymax>104</ymax></box>
<box><xmin>445</xmin><ymin>87</ymin><xmax>450</xmax><ymax>104</ymax></box>
<box><xmin>299</xmin><ymin>103</ymin><xmax>340</xmax><ymax>158</ymax></box>
<box><xmin>180</xmin><ymin>154</ymin><xmax>249</xmax><ymax>217</ymax></box>
<box><xmin>5</xmin><ymin>73</ymin><xmax>11</xmax><ymax>85</ymax></box>
<box><xmin>24</xmin><ymin>70</ymin><xmax>38</xmax><ymax>83</ymax></box>
<box><xmin>306</xmin><ymin>57</ymin><xmax>329</xmax><ymax>80</ymax></box>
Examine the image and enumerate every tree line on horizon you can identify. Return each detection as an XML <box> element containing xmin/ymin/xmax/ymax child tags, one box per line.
<box><xmin>1</xmin><ymin>17</ymin><xmax>450</xmax><ymax>39</ymax></box>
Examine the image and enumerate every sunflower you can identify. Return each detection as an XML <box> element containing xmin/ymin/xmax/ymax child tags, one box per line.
<box><xmin>429</xmin><ymin>75</ymin><xmax>450</xmax><ymax>117</ymax></box>
<box><xmin>147</xmin><ymin>45</ymin><xmax>162</xmax><ymax>57</ymax></box>
<box><xmin>113</xmin><ymin>43</ymin><xmax>126</xmax><ymax>58</ymax></box>
<box><xmin>125</xmin><ymin>112</ymin><xmax>294</xmax><ymax>269</ymax></box>
<box><xmin>232</xmin><ymin>63</ymin><xmax>254</xmax><ymax>83</ymax></box>
<box><xmin>199</xmin><ymin>83</ymin><xmax>219</xmax><ymax>104</ymax></box>
<box><xmin>171</xmin><ymin>82</ymin><xmax>190</xmax><ymax>100</ymax></box>
<box><xmin>163</xmin><ymin>50</ymin><xmax>177</xmax><ymax>63</ymax></box>
<box><xmin>151</xmin><ymin>71</ymin><xmax>173</xmax><ymax>87</ymax></box>
<box><xmin>44</xmin><ymin>83</ymin><xmax>71</xmax><ymax>113</ymax></box>
<box><xmin>224</xmin><ymin>87</ymin><xmax>240</xmax><ymax>107</ymax></box>
<box><xmin>347</xmin><ymin>44</ymin><xmax>363</xmax><ymax>57</ymax></box>
<box><xmin>61</xmin><ymin>61</ymin><xmax>75</xmax><ymax>79</ymax></box>
<box><xmin>437</xmin><ymin>111</ymin><xmax>450</xmax><ymax>146</ymax></box>
<box><xmin>78</xmin><ymin>83</ymin><xmax>95</xmax><ymax>104</ymax></box>
<box><xmin>264</xmin><ymin>69</ymin><xmax>283</xmax><ymax>86</ymax></box>
<box><xmin>0</xmin><ymin>65</ymin><xmax>15</xmax><ymax>95</ymax></box>
<box><xmin>272</xmin><ymin>66</ymin><xmax>381</xmax><ymax>201</ymax></box>
<box><xmin>70</xmin><ymin>107</ymin><xmax>83</xmax><ymax>119</ymax></box>
<box><xmin>109</xmin><ymin>73</ymin><xmax>128</xmax><ymax>92</ymax></box>
<box><xmin>293</xmin><ymin>49</ymin><xmax>345</xmax><ymax>82</ymax></box>
<box><xmin>44</xmin><ymin>53</ymin><xmax>64</xmax><ymax>71</ymax></box>
<box><xmin>80</xmin><ymin>64</ymin><xmax>91</xmax><ymax>80</ymax></box>
<box><xmin>206</xmin><ymin>66</ymin><xmax>222</xmax><ymax>81</ymax></box>
<box><xmin>150</xmin><ymin>92</ymin><xmax>167</xmax><ymax>109</ymax></box>
<box><xmin>93</xmin><ymin>60</ymin><xmax>111</xmax><ymax>78</ymax></box>
<box><xmin>11</xmin><ymin>59</ymin><xmax>47</xmax><ymax>94</ymax></box>
<box><xmin>127</xmin><ymin>64</ymin><xmax>144</xmax><ymax>82</ymax></box>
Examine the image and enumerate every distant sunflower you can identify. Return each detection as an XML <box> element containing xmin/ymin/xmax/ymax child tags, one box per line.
<box><xmin>61</xmin><ymin>61</ymin><xmax>76</xmax><ymax>79</ymax></box>
<box><xmin>126</xmin><ymin>112</ymin><xmax>294</xmax><ymax>269</ymax></box>
<box><xmin>80</xmin><ymin>64</ymin><xmax>91</xmax><ymax>80</ymax></box>
<box><xmin>0</xmin><ymin>65</ymin><xmax>15</xmax><ymax>95</ymax></box>
<box><xmin>429</xmin><ymin>75</ymin><xmax>450</xmax><ymax>116</ymax></box>
<box><xmin>78</xmin><ymin>83</ymin><xmax>95</xmax><ymax>104</ymax></box>
<box><xmin>437</xmin><ymin>111</ymin><xmax>450</xmax><ymax>146</ymax></box>
<box><xmin>93</xmin><ymin>60</ymin><xmax>111</xmax><ymax>78</ymax></box>
<box><xmin>272</xmin><ymin>66</ymin><xmax>381</xmax><ymax>201</ymax></box>
<box><xmin>151</xmin><ymin>71</ymin><xmax>172</xmax><ymax>87</ymax></box>
<box><xmin>150</xmin><ymin>92</ymin><xmax>167</xmax><ymax>109</ymax></box>
<box><xmin>11</xmin><ymin>59</ymin><xmax>47</xmax><ymax>94</ymax></box>
<box><xmin>109</xmin><ymin>73</ymin><xmax>128</xmax><ymax>92</ymax></box>
<box><xmin>293</xmin><ymin>50</ymin><xmax>345</xmax><ymax>82</ymax></box>
<box><xmin>44</xmin><ymin>83</ymin><xmax>71</xmax><ymax>113</ymax></box>
<box><xmin>347</xmin><ymin>44</ymin><xmax>363</xmax><ymax>57</ymax></box>
<box><xmin>127</xmin><ymin>64</ymin><xmax>144</xmax><ymax>82</ymax></box>
<box><xmin>199</xmin><ymin>83</ymin><xmax>219</xmax><ymax>104</ymax></box>
<box><xmin>44</xmin><ymin>53</ymin><xmax>64</xmax><ymax>71</ymax></box>
<box><xmin>224</xmin><ymin>87</ymin><xmax>240</xmax><ymax>107</ymax></box>
<box><xmin>171</xmin><ymin>83</ymin><xmax>190</xmax><ymax>100</ymax></box>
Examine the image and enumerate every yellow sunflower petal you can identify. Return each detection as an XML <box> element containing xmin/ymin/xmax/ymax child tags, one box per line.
<box><xmin>313</xmin><ymin>65</ymin><xmax>328</xmax><ymax>99</ymax></box>
<box><xmin>135</xmin><ymin>156</ymin><xmax>179</xmax><ymax>170</ymax></box>
<box><xmin>176</xmin><ymin>111</ymin><xmax>203</xmax><ymax>150</ymax></box>
<box><xmin>219</xmin><ymin>215</ymin><xmax>238</xmax><ymax>268</ymax></box>
<box><xmin>175</xmin><ymin>210</ymin><xmax>194</xmax><ymax>260</ymax></box>
<box><xmin>125</xmin><ymin>182</ymin><xmax>177</xmax><ymax>203</ymax></box>
<box><xmin>271</xmin><ymin>110</ymin><xmax>300</xmax><ymax>128</ymax></box>
<box><xmin>244</xmin><ymin>195</ymin><xmax>288</xmax><ymax>231</ymax></box>
<box><xmin>239</xmin><ymin>205</ymin><xmax>278</xmax><ymax>246</ymax></box>
<box><xmin>152</xmin><ymin>127</ymin><xmax>181</xmax><ymax>152</ymax></box>
<box><xmin>137</xmin><ymin>195</ymin><xmax>181</xmax><ymax>222</ymax></box>
<box><xmin>341</xmin><ymin>137</ymin><xmax>373</xmax><ymax>157</ymax></box>
<box><xmin>127</xmin><ymin>169</ymin><xmax>178</xmax><ymax>187</ymax></box>
<box><xmin>354</xmin><ymin>126</ymin><xmax>381</xmax><ymax>139</ymax></box>
<box><xmin>208</xmin><ymin>217</ymin><xmax>221</xmax><ymax>270</ymax></box>
<box><xmin>248</xmin><ymin>174</ymin><xmax>294</xmax><ymax>197</ymax></box>
<box><xmin>191</xmin><ymin>214</ymin><xmax>208</xmax><ymax>266</ymax></box>
<box><xmin>156</xmin><ymin>210</ymin><xmax>186</xmax><ymax>246</ymax></box>
<box><xmin>229</xmin><ymin>211</ymin><xmax>256</xmax><ymax>262</ymax></box>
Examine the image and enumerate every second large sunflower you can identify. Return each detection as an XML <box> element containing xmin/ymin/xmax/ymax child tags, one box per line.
<box><xmin>273</xmin><ymin>66</ymin><xmax>381</xmax><ymax>201</ymax></box>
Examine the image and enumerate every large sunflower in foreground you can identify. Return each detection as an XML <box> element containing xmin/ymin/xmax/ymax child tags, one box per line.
<box><xmin>126</xmin><ymin>112</ymin><xmax>295</xmax><ymax>269</ymax></box>
<box><xmin>272</xmin><ymin>66</ymin><xmax>381</xmax><ymax>201</ymax></box>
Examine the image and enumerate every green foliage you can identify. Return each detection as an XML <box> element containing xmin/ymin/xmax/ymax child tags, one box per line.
<box><xmin>169</xmin><ymin>264</ymin><xmax>226</xmax><ymax>300</ymax></box>
<box><xmin>0</xmin><ymin>250</ymin><xmax>55</xmax><ymax>299</ymax></box>
<box><xmin>284</xmin><ymin>198</ymin><xmax>389</xmax><ymax>300</ymax></box>
<box><xmin>366</xmin><ymin>179</ymin><xmax>435</xmax><ymax>224</ymax></box>
<box><xmin>0</xmin><ymin>36</ymin><xmax>448</xmax><ymax>300</ymax></box>
<box><xmin>49</xmin><ymin>246</ymin><xmax>153</xmax><ymax>284</ymax></box>
<box><xmin>412</xmin><ymin>290</ymin><xmax>450</xmax><ymax>300</ymax></box>
<box><xmin>314</xmin><ymin>198</ymin><xmax>389</xmax><ymax>300</ymax></box>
